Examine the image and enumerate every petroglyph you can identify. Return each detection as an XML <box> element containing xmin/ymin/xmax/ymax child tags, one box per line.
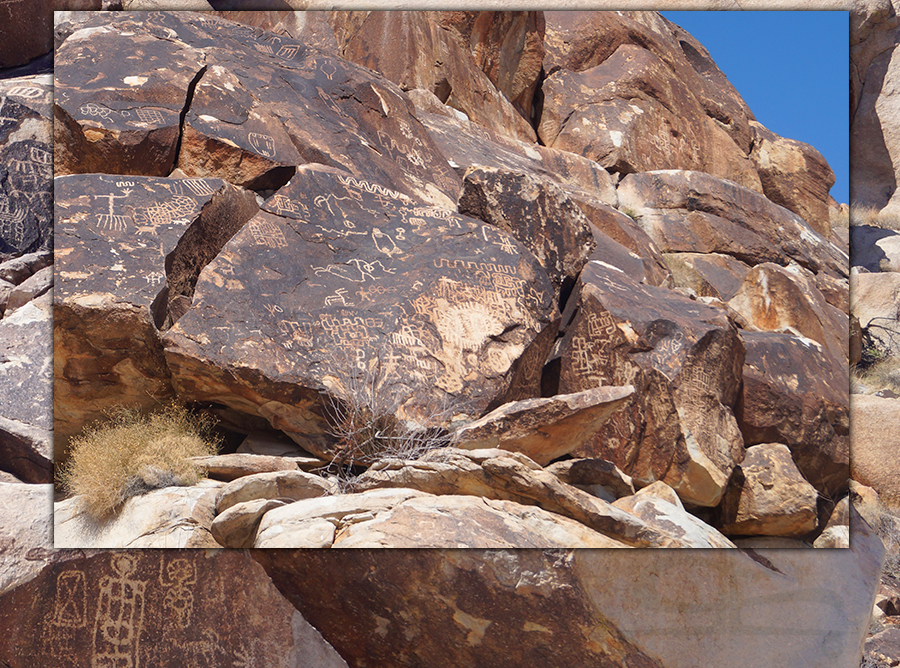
<box><xmin>93</xmin><ymin>190</ymin><xmax>133</xmax><ymax>232</ymax></box>
<box><xmin>163</xmin><ymin>179</ymin><xmax>216</xmax><ymax>197</ymax></box>
<box><xmin>278</xmin><ymin>320</ymin><xmax>314</xmax><ymax>349</ymax></box>
<box><xmin>248</xmin><ymin>219</ymin><xmax>288</xmax><ymax>248</ymax></box>
<box><xmin>79</xmin><ymin>102</ymin><xmax>115</xmax><ymax>121</ymax></box>
<box><xmin>92</xmin><ymin>555</ymin><xmax>146</xmax><ymax>668</ymax></box>
<box><xmin>133</xmin><ymin>195</ymin><xmax>197</xmax><ymax>227</ymax></box>
<box><xmin>51</xmin><ymin>571</ymin><xmax>88</xmax><ymax>629</ymax></box>
<box><xmin>160</xmin><ymin>558</ymin><xmax>196</xmax><ymax>629</ymax></box>
<box><xmin>276</xmin><ymin>44</ymin><xmax>301</xmax><ymax>60</ymax></box>
<box><xmin>248</xmin><ymin>132</ymin><xmax>276</xmax><ymax>158</ymax></box>
<box><xmin>5</xmin><ymin>85</ymin><xmax>45</xmax><ymax>99</ymax></box>
<box><xmin>336</xmin><ymin>175</ymin><xmax>412</xmax><ymax>204</ymax></box>
<box><xmin>313</xmin><ymin>258</ymin><xmax>396</xmax><ymax>283</ymax></box>
<box><xmin>133</xmin><ymin>108</ymin><xmax>164</xmax><ymax>125</ymax></box>
<box><xmin>268</xmin><ymin>193</ymin><xmax>307</xmax><ymax>218</ymax></box>
<box><xmin>325</xmin><ymin>287</ymin><xmax>350</xmax><ymax>306</ymax></box>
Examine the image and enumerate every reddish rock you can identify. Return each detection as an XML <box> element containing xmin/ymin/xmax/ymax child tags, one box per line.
<box><xmin>0</xmin><ymin>550</ymin><xmax>349</xmax><ymax>668</ymax></box>
<box><xmin>0</xmin><ymin>0</ymin><xmax>52</xmax><ymax>69</ymax></box>
<box><xmin>662</xmin><ymin>252</ymin><xmax>750</xmax><ymax>301</ymax></box>
<box><xmin>749</xmin><ymin>120</ymin><xmax>836</xmax><ymax>238</ymax></box>
<box><xmin>436</xmin><ymin>11</ymin><xmax>545</xmax><ymax>121</ymax></box>
<box><xmin>332</xmin><ymin>11</ymin><xmax>536</xmax><ymax>143</ymax></box>
<box><xmin>555</xmin><ymin>261</ymin><xmax>744</xmax><ymax>507</ymax></box>
<box><xmin>728</xmin><ymin>263</ymin><xmax>849</xmax><ymax>364</ymax></box>
<box><xmin>538</xmin><ymin>42</ymin><xmax>760</xmax><ymax>190</ymax></box>
<box><xmin>459</xmin><ymin>166</ymin><xmax>597</xmax><ymax>293</ymax></box>
<box><xmin>736</xmin><ymin>332</ymin><xmax>849</xmax><ymax>499</ymax></box>
<box><xmin>852</xmin><ymin>394</ymin><xmax>900</xmax><ymax>506</ymax></box>
<box><xmin>617</xmin><ymin>170</ymin><xmax>849</xmax><ymax>279</ymax></box>
<box><xmin>163</xmin><ymin>164</ymin><xmax>558</xmax><ymax>461</ymax></box>
<box><xmin>53</xmin><ymin>174</ymin><xmax>257</xmax><ymax>445</ymax></box>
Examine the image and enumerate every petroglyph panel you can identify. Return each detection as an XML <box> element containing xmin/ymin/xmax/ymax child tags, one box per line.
<box><xmin>9</xmin><ymin>552</ymin><xmax>328</xmax><ymax>667</ymax></box>
<box><xmin>165</xmin><ymin>165</ymin><xmax>557</xmax><ymax>454</ymax></box>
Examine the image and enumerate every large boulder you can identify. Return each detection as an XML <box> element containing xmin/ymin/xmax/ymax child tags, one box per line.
<box><xmin>329</xmin><ymin>11</ymin><xmax>536</xmax><ymax>143</ymax></box>
<box><xmin>554</xmin><ymin>261</ymin><xmax>744</xmax><ymax>507</ymax></box>
<box><xmin>53</xmin><ymin>173</ymin><xmax>257</xmax><ymax>447</ymax></box>
<box><xmin>617</xmin><ymin>170</ymin><xmax>848</xmax><ymax>279</ymax></box>
<box><xmin>852</xmin><ymin>393</ymin><xmax>900</xmax><ymax>507</ymax></box>
<box><xmin>254</xmin><ymin>504</ymin><xmax>883</xmax><ymax>668</ymax></box>
<box><xmin>163</xmin><ymin>164</ymin><xmax>558</xmax><ymax>460</ymax></box>
<box><xmin>0</xmin><ymin>0</ymin><xmax>52</xmax><ymax>69</ymax></box>
<box><xmin>0</xmin><ymin>483</ymin><xmax>53</xmax><ymax>597</ymax></box>
<box><xmin>736</xmin><ymin>332</ymin><xmax>849</xmax><ymax>499</ymax></box>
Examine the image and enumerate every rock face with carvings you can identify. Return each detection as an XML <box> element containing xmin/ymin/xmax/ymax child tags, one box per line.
<box><xmin>50</xmin><ymin>8</ymin><xmax>849</xmax><ymax>559</ymax></box>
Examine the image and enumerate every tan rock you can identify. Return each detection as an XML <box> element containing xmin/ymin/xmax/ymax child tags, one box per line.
<box><xmin>728</xmin><ymin>262</ymin><xmax>849</xmax><ymax>363</ymax></box>
<box><xmin>719</xmin><ymin>443</ymin><xmax>819</xmax><ymax>537</ymax></box>
<box><xmin>612</xmin><ymin>483</ymin><xmax>737</xmax><ymax>548</ymax></box>
<box><xmin>749</xmin><ymin>121</ymin><xmax>836</xmax><ymax>238</ymax></box>
<box><xmin>545</xmin><ymin>457</ymin><xmax>634</xmax><ymax>501</ymax></box>
<box><xmin>215</xmin><ymin>469</ymin><xmax>336</xmax><ymax>515</ymax></box>
<box><xmin>211</xmin><ymin>497</ymin><xmax>288</xmax><ymax>548</ymax></box>
<box><xmin>0</xmin><ymin>483</ymin><xmax>53</xmax><ymax>596</ymax></box>
<box><xmin>851</xmin><ymin>394</ymin><xmax>900</xmax><ymax>506</ymax></box>
<box><xmin>54</xmin><ymin>480</ymin><xmax>223</xmax><ymax>548</ymax></box>
<box><xmin>452</xmin><ymin>385</ymin><xmax>633</xmax><ymax>466</ymax></box>
<box><xmin>191</xmin><ymin>453</ymin><xmax>305</xmax><ymax>481</ymax></box>
<box><xmin>814</xmin><ymin>525</ymin><xmax>850</xmax><ymax>548</ymax></box>
<box><xmin>851</xmin><ymin>270</ymin><xmax>900</xmax><ymax>336</ymax></box>
<box><xmin>662</xmin><ymin>252</ymin><xmax>750</xmax><ymax>302</ymax></box>
<box><xmin>333</xmin><ymin>494</ymin><xmax>632</xmax><ymax>549</ymax></box>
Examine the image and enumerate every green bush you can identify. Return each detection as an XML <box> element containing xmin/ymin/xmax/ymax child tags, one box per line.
<box><xmin>57</xmin><ymin>404</ymin><xmax>220</xmax><ymax>519</ymax></box>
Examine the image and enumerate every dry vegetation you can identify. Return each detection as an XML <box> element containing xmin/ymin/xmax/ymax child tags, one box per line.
<box><xmin>56</xmin><ymin>404</ymin><xmax>220</xmax><ymax>519</ymax></box>
<box><xmin>852</xmin><ymin>204</ymin><xmax>900</xmax><ymax>230</ymax></box>
<box><xmin>852</xmin><ymin>357</ymin><xmax>900</xmax><ymax>395</ymax></box>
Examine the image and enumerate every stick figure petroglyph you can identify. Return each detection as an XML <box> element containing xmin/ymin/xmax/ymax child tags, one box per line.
<box><xmin>93</xmin><ymin>190</ymin><xmax>132</xmax><ymax>232</ymax></box>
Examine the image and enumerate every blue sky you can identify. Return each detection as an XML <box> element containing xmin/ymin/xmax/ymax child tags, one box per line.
<box><xmin>661</xmin><ymin>11</ymin><xmax>849</xmax><ymax>205</ymax></box>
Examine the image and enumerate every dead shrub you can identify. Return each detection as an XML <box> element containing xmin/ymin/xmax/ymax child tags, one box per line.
<box><xmin>56</xmin><ymin>404</ymin><xmax>221</xmax><ymax>519</ymax></box>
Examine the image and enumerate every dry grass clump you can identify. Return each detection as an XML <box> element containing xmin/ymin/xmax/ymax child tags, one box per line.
<box><xmin>830</xmin><ymin>204</ymin><xmax>849</xmax><ymax>230</ymax></box>
<box><xmin>852</xmin><ymin>357</ymin><xmax>900</xmax><ymax>396</ymax></box>
<box><xmin>852</xmin><ymin>204</ymin><xmax>900</xmax><ymax>230</ymax></box>
<box><xmin>57</xmin><ymin>404</ymin><xmax>220</xmax><ymax>519</ymax></box>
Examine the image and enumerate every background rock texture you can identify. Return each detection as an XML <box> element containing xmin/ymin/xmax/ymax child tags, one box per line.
<box><xmin>0</xmin><ymin>3</ymin><xmax>887</xmax><ymax>667</ymax></box>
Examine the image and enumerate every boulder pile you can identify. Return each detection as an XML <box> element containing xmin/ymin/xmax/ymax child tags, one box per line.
<box><xmin>49</xmin><ymin>10</ymin><xmax>851</xmax><ymax>551</ymax></box>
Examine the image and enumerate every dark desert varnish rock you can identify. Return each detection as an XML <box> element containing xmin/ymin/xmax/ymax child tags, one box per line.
<box><xmin>53</xmin><ymin>173</ymin><xmax>256</xmax><ymax>446</ymax></box>
<box><xmin>736</xmin><ymin>331</ymin><xmax>849</xmax><ymax>500</ymax></box>
<box><xmin>163</xmin><ymin>164</ymin><xmax>558</xmax><ymax>461</ymax></box>
<box><xmin>555</xmin><ymin>260</ymin><xmax>744</xmax><ymax>507</ymax></box>
<box><xmin>0</xmin><ymin>76</ymin><xmax>52</xmax><ymax>261</ymax></box>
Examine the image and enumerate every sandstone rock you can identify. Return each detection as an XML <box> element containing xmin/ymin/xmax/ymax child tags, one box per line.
<box><xmin>55</xmin><ymin>12</ymin><xmax>462</xmax><ymax>206</ymax></box>
<box><xmin>54</xmin><ymin>480</ymin><xmax>223</xmax><ymax>548</ymax></box>
<box><xmin>211</xmin><ymin>496</ymin><xmax>287</xmax><ymax>548</ymax></box>
<box><xmin>617</xmin><ymin>170</ymin><xmax>848</xmax><ymax>279</ymax></box>
<box><xmin>254</xmin><ymin>503</ymin><xmax>883</xmax><ymax>667</ymax></box>
<box><xmin>354</xmin><ymin>447</ymin><xmax>677</xmax><ymax>547</ymax></box>
<box><xmin>332</xmin><ymin>494</ymin><xmax>632</xmax><ymax>549</ymax></box>
<box><xmin>0</xmin><ymin>250</ymin><xmax>52</xmax><ymax>286</ymax></box>
<box><xmin>415</xmin><ymin>103</ymin><xmax>617</xmax><ymax>206</ymax></box>
<box><xmin>0</xmin><ymin>76</ymin><xmax>53</xmax><ymax>261</ymax></box>
<box><xmin>662</xmin><ymin>252</ymin><xmax>750</xmax><ymax>302</ymax></box>
<box><xmin>331</xmin><ymin>11</ymin><xmax>536</xmax><ymax>143</ymax></box>
<box><xmin>0</xmin><ymin>483</ymin><xmax>53</xmax><ymax>596</ymax></box>
<box><xmin>190</xmin><ymin>453</ymin><xmax>309</xmax><ymax>481</ymax></box>
<box><xmin>210</xmin><ymin>10</ymin><xmax>340</xmax><ymax>54</ymax></box>
<box><xmin>719</xmin><ymin>443</ymin><xmax>819</xmax><ymax>537</ymax></box>
<box><xmin>728</xmin><ymin>262</ymin><xmax>849</xmax><ymax>363</ymax></box>
<box><xmin>53</xmin><ymin>174</ymin><xmax>256</xmax><ymax>445</ymax></box>
<box><xmin>736</xmin><ymin>332</ymin><xmax>848</xmax><ymax>499</ymax></box>
<box><xmin>814</xmin><ymin>525</ymin><xmax>850</xmax><ymax>548</ymax></box>
<box><xmin>544</xmin><ymin>457</ymin><xmax>634</xmax><ymax>501</ymax></box>
<box><xmin>852</xmin><ymin>394</ymin><xmax>900</xmax><ymax>506</ymax></box>
<box><xmin>612</xmin><ymin>482</ymin><xmax>737</xmax><ymax>548</ymax></box>
<box><xmin>236</xmin><ymin>429</ymin><xmax>325</xmax><ymax>462</ymax></box>
<box><xmin>555</xmin><ymin>261</ymin><xmax>744</xmax><ymax>507</ymax></box>
<box><xmin>748</xmin><ymin>120</ymin><xmax>836</xmax><ymax>238</ymax></box>
<box><xmin>0</xmin><ymin>550</ymin><xmax>349</xmax><ymax>668</ymax></box>
<box><xmin>254</xmin><ymin>487</ymin><xmax>432</xmax><ymax>548</ymax></box>
<box><xmin>0</xmin><ymin>293</ymin><xmax>52</xmax><ymax>483</ymax></box>
<box><xmin>54</xmin><ymin>24</ymin><xmax>206</xmax><ymax>176</ymax></box>
<box><xmin>215</xmin><ymin>469</ymin><xmax>335</xmax><ymax>515</ymax></box>
<box><xmin>163</xmin><ymin>164</ymin><xmax>557</xmax><ymax>460</ymax></box>
<box><xmin>852</xmin><ymin>271</ymin><xmax>900</xmax><ymax>336</ymax></box>
<box><xmin>453</xmin><ymin>386</ymin><xmax>632</xmax><ymax>466</ymax></box>
<box><xmin>459</xmin><ymin>166</ymin><xmax>596</xmax><ymax>294</ymax></box>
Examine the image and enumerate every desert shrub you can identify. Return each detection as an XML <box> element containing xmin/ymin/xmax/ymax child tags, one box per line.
<box><xmin>57</xmin><ymin>404</ymin><xmax>221</xmax><ymax>519</ymax></box>
<box><xmin>320</xmin><ymin>350</ymin><xmax>456</xmax><ymax>489</ymax></box>
<box><xmin>851</xmin><ymin>204</ymin><xmax>900</xmax><ymax>230</ymax></box>
<box><xmin>853</xmin><ymin>356</ymin><xmax>900</xmax><ymax>396</ymax></box>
